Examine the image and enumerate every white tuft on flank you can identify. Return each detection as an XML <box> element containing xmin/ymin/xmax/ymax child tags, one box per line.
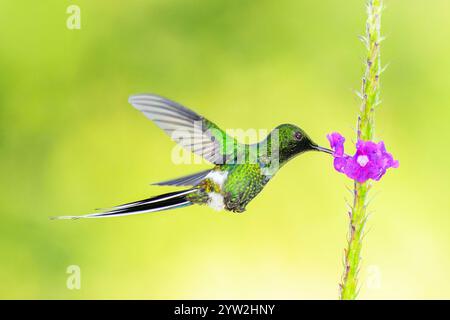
<box><xmin>205</xmin><ymin>170</ymin><xmax>228</xmax><ymax>211</ymax></box>
<box><xmin>205</xmin><ymin>170</ymin><xmax>228</xmax><ymax>188</ymax></box>
<box><xmin>207</xmin><ymin>192</ymin><xmax>225</xmax><ymax>211</ymax></box>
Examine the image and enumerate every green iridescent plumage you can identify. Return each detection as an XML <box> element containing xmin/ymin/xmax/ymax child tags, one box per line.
<box><xmin>53</xmin><ymin>94</ymin><xmax>332</xmax><ymax>220</ymax></box>
<box><xmin>186</xmin><ymin>124</ymin><xmax>322</xmax><ymax>212</ymax></box>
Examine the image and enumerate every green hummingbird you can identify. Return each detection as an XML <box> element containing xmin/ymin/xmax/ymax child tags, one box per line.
<box><xmin>54</xmin><ymin>94</ymin><xmax>332</xmax><ymax>219</ymax></box>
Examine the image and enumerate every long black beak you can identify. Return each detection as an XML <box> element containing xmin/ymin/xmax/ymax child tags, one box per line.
<box><xmin>312</xmin><ymin>145</ymin><xmax>334</xmax><ymax>155</ymax></box>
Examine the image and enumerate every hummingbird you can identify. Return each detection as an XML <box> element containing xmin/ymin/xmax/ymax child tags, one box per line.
<box><xmin>54</xmin><ymin>94</ymin><xmax>332</xmax><ymax>219</ymax></box>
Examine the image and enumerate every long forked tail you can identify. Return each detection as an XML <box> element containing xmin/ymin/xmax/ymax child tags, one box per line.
<box><xmin>51</xmin><ymin>189</ymin><xmax>196</xmax><ymax>220</ymax></box>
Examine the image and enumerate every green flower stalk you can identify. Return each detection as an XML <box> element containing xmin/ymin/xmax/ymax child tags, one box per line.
<box><xmin>340</xmin><ymin>0</ymin><xmax>384</xmax><ymax>300</ymax></box>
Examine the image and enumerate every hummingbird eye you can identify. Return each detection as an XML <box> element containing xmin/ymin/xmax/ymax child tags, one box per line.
<box><xmin>294</xmin><ymin>131</ymin><xmax>303</xmax><ymax>141</ymax></box>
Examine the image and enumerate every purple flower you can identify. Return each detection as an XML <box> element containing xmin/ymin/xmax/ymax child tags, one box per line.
<box><xmin>327</xmin><ymin>132</ymin><xmax>399</xmax><ymax>183</ymax></box>
<box><xmin>327</xmin><ymin>132</ymin><xmax>345</xmax><ymax>157</ymax></box>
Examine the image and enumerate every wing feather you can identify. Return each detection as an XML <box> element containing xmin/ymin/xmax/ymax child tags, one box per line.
<box><xmin>152</xmin><ymin>169</ymin><xmax>212</xmax><ymax>186</ymax></box>
<box><xmin>129</xmin><ymin>94</ymin><xmax>238</xmax><ymax>164</ymax></box>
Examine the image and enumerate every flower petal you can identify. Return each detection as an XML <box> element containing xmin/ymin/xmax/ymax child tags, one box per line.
<box><xmin>327</xmin><ymin>132</ymin><xmax>345</xmax><ymax>157</ymax></box>
<box><xmin>327</xmin><ymin>132</ymin><xmax>399</xmax><ymax>183</ymax></box>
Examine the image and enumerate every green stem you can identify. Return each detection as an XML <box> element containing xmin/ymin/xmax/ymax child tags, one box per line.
<box><xmin>340</xmin><ymin>0</ymin><xmax>383</xmax><ymax>300</ymax></box>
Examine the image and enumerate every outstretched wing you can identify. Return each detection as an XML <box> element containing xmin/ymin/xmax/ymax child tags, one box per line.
<box><xmin>152</xmin><ymin>169</ymin><xmax>212</xmax><ymax>187</ymax></box>
<box><xmin>129</xmin><ymin>94</ymin><xmax>239</xmax><ymax>164</ymax></box>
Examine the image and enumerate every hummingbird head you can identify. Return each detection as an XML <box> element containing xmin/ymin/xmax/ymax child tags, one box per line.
<box><xmin>270</xmin><ymin>124</ymin><xmax>333</xmax><ymax>164</ymax></box>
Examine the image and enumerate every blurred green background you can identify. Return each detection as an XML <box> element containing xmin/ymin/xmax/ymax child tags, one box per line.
<box><xmin>1</xmin><ymin>0</ymin><xmax>449</xmax><ymax>299</ymax></box>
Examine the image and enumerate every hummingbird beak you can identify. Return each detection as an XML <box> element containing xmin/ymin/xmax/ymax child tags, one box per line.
<box><xmin>312</xmin><ymin>144</ymin><xmax>334</xmax><ymax>155</ymax></box>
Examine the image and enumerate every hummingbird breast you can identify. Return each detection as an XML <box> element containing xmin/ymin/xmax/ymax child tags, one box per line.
<box><xmin>187</xmin><ymin>164</ymin><xmax>271</xmax><ymax>213</ymax></box>
<box><xmin>221</xmin><ymin>164</ymin><xmax>271</xmax><ymax>213</ymax></box>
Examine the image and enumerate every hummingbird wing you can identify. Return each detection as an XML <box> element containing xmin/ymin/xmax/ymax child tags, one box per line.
<box><xmin>152</xmin><ymin>169</ymin><xmax>212</xmax><ymax>186</ymax></box>
<box><xmin>129</xmin><ymin>94</ymin><xmax>240</xmax><ymax>164</ymax></box>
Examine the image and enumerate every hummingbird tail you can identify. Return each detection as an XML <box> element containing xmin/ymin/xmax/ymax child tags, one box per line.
<box><xmin>50</xmin><ymin>189</ymin><xmax>196</xmax><ymax>220</ymax></box>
